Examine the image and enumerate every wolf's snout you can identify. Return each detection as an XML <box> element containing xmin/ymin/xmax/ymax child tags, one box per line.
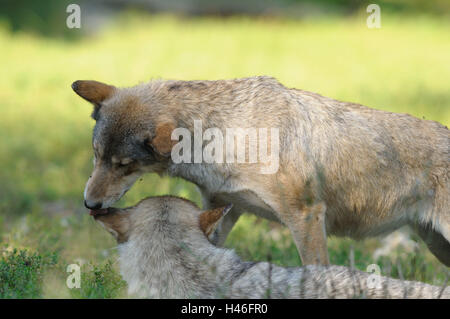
<box><xmin>84</xmin><ymin>199</ymin><xmax>103</xmax><ymax>210</ymax></box>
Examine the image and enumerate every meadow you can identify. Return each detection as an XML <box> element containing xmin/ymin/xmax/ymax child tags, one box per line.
<box><xmin>0</xmin><ymin>11</ymin><xmax>449</xmax><ymax>298</ymax></box>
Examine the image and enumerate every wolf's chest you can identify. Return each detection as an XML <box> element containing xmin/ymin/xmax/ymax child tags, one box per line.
<box><xmin>169</xmin><ymin>162</ymin><xmax>279</xmax><ymax>220</ymax></box>
<box><xmin>210</xmin><ymin>189</ymin><xmax>280</xmax><ymax>222</ymax></box>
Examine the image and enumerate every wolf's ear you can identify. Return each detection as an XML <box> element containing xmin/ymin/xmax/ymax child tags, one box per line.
<box><xmin>199</xmin><ymin>204</ymin><xmax>233</xmax><ymax>241</ymax></box>
<box><xmin>147</xmin><ymin>123</ymin><xmax>178</xmax><ymax>157</ymax></box>
<box><xmin>71</xmin><ymin>80</ymin><xmax>116</xmax><ymax>107</ymax></box>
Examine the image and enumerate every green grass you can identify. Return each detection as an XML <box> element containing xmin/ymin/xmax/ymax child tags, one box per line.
<box><xmin>0</xmin><ymin>248</ymin><xmax>58</xmax><ymax>298</ymax></box>
<box><xmin>69</xmin><ymin>261</ymin><xmax>127</xmax><ymax>299</ymax></box>
<box><xmin>0</xmin><ymin>12</ymin><xmax>449</xmax><ymax>298</ymax></box>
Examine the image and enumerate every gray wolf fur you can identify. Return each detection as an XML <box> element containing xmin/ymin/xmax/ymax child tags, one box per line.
<box><xmin>72</xmin><ymin>76</ymin><xmax>450</xmax><ymax>265</ymax></box>
<box><xmin>93</xmin><ymin>196</ymin><xmax>449</xmax><ymax>299</ymax></box>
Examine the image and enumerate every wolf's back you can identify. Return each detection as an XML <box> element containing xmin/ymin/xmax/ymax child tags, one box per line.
<box><xmin>229</xmin><ymin>263</ymin><xmax>449</xmax><ymax>299</ymax></box>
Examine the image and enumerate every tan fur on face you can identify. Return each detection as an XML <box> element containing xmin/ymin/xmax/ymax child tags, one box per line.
<box><xmin>85</xmin><ymin>158</ymin><xmax>141</xmax><ymax>208</ymax></box>
<box><xmin>149</xmin><ymin>123</ymin><xmax>178</xmax><ymax>157</ymax></box>
<box><xmin>95</xmin><ymin>210</ymin><xmax>130</xmax><ymax>243</ymax></box>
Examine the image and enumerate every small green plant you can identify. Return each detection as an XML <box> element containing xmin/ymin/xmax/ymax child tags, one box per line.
<box><xmin>0</xmin><ymin>247</ymin><xmax>58</xmax><ymax>298</ymax></box>
<box><xmin>69</xmin><ymin>260</ymin><xmax>126</xmax><ymax>299</ymax></box>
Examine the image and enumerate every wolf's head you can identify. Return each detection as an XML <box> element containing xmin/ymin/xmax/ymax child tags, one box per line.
<box><xmin>92</xmin><ymin>196</ymin><xmax>232</xmax><ymax>245</ymax></box>
<box><xmin>93</xmin><ymin>196</ymin><xmax>232</xmax><ymax>298</ymax></box>
<box><xmin>72</xmin><ymin>80</ymin><xmax>178</xmax><ymax>209</ymax></box>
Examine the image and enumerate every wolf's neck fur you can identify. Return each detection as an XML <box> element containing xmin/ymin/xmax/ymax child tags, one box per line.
<box><xmin>117</xmin><ymin>234</ymin><xmax>447</xmax><ymax>299</ymax></box>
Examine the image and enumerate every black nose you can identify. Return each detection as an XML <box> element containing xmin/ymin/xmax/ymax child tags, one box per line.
<box><xmin>84</xmin><ymin>200</ymin><xmax>103</xmax><ymax>210</ymax></box>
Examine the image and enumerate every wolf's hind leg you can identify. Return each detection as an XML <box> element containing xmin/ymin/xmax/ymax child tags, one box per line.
<box><xmin>413</xmin><ymin>222</ymin><xmax>450</xmax><ymax>267</ymax></box>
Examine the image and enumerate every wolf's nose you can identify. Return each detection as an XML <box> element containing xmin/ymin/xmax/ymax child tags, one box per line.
<box><xmin>84</xmin><ymin>200</ymin><xmax>103</xmax><ymax>210</ymax></box>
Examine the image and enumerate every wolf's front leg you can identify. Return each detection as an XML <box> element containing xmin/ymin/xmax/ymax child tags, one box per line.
<box><xmin>283</xmin><ymin>202</ymin><xmax>329</xmax><ymax>265</ymax></box>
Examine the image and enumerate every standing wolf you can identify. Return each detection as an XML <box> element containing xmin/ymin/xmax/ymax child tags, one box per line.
<box><xmin>92</xmin><ymin>196</ymin><xmax>449</xmax><ymax>299</ymax></box>
<box><xmin>72</xmin><ymin>76</ymin><xmax>450</xmax><ymax>265</ymax></box>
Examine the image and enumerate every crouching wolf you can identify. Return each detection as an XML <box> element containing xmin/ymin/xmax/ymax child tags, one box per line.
<box><xmin>73</xmin><ymin>76</ymin><xmax>450</xmax><ymax>266</ymax></box>
<box><xmin>92</xmin><ymin>196</ymin><xmax>449</xmax><ymax>299</ymax></box>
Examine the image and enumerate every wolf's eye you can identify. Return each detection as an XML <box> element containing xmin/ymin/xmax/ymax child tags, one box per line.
<box><xmin>117</xmin><ymin>158</ymin><xmax>133</xmax><ymax>167</ymax></box>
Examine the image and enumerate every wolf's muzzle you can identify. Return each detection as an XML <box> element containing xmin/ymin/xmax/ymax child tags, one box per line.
<box><xmin>84</xmin><ymin>200</ymin><xmax>103</xmax><ymax>210</ymax></box>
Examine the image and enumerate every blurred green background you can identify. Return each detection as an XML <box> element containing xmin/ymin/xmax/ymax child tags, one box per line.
<box><xmin>0</xmin><ymin>0</ymin><xmax>449</xmax><ymax>298</ymax></box>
